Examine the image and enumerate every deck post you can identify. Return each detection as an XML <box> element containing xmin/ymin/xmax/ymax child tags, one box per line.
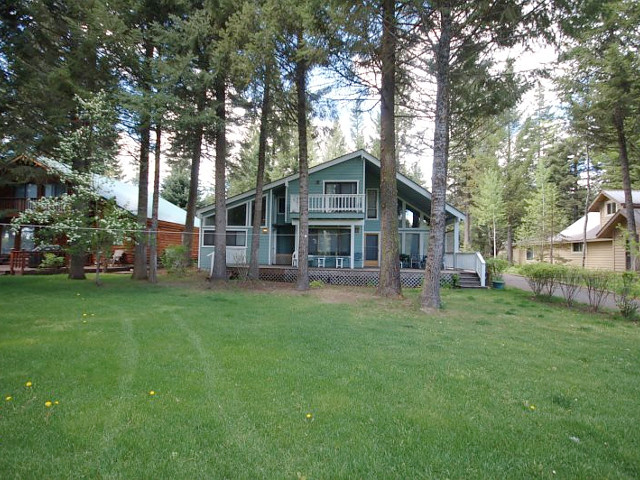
<box><xmin>350</xmin><ymin>224</ymin><xmax>355</xmax><ymax>269</ymax></box>
<box><xmin>454</xmin><ymin>218</ymin><xmax>460</xmax><ymax>268</ymax></box>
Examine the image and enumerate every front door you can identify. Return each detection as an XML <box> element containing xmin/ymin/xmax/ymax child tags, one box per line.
<box><xmin>364</xmin><ymin>233</ymin><xmax>379</xmax><ymax>267</ymax></box>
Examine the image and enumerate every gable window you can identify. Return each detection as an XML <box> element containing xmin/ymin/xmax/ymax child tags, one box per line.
<box><xmin>366</xmin><ymin>189</ymin><xmax>378</xmax><ymax>219</ymax></box>
<box><xmin>324</xmin><ymin>181</ymin><xmax>357</xmax><ymax>195</ymax></box>
<box><xmin>572</xmin><ymin>242</ymin><xmax>583</xmax><ymax>253</ymax></box>
<box><xmin>606</xmin><ymin>202</ymin><xmax>618</xmax><ymax>215</ymax></box>
<box><xmin>228</xmin><ymin>204</ymin><xmax>247</xmax><ymax>226</ymax></box>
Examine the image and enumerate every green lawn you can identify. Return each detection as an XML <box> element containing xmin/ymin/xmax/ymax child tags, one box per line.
<box><xmin>1</xmin><ymin>274</ymin><xmax>639</xmax><ymax>479</ymax></box>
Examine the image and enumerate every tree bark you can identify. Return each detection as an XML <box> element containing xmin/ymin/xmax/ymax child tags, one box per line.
<box><xmin>376</xmin><ymin>0</ymin><xmax>401</xmax><ymax>297</ymax></box>
<box><xmin>295</xmin><ymin>30</ymin><xmax>310</xmax><ymax>291</ymax></box>
<box><xmin>249</xmin><ymin>69</ymin><xmax>272</xmax><ymax>280</ymax></box>
<box><xmin>183</xmin><ymin>91</ymin><xmax>205</xmax><ymax>267</ymax></box>
<box><xmin>421</xmin><ymin>7</ymin><xmax>451</xmax><ymax>311</ymax></box>
<box><xmin>613</xmin><ymin>106</ymin><xmax>638</xmax><ymax>270</ymax></box>
<box><xmin>149</xmin><ymin>125</ymin><xmax>161</xmax><ymax>284</ymax></box>
<box><xmin>132</xmin><ymin>40</ymin><xmax>154</xmax><ymax>281</ymax></box>
<box><xmin>212</xmin><ymin>76</ymin><xmax>228</xmax><ymax>280</ymax></box>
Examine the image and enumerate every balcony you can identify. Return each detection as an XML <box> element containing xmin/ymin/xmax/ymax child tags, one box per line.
<box><xmin>289</xmin><ymin>194</ymin><xmax>365</xmax><ymax>214</ymax></box>
<box><xmin>0</xmin><ymin>198</ymin><xmax>37</xmax><ymax>213</ymax></box>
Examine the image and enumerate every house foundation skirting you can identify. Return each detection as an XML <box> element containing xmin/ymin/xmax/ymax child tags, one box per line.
<box><xmin>228</xmin><ymin>266</ymin><xmax>460</xmax><ymax>288</ymax></box>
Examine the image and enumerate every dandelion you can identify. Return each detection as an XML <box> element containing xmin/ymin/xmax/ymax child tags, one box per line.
<box><xmin>5</xmin><ymin>396</ymin><xmax>12</xmax><ymax>401</ymax></box>
<box><xmin>530</xmin><ymin>405</ymin><xmax>536</xmax><ymax>411</ymax></box>
<box><xmin>44</xmin><ymin>401</ymin><xmax>52</xmax><ymax>408</ymax></box>
<box><xmin>25</xmin><ymin>381</ymin><xmax>32</xmax><ymax>388</ymax></box>
<box><xmin>149</xmin><ymin>390</ymin><xmax>156</xmax><ymax>396</ymax></box>
<box><xmin>54</xmin><ymin>401</ymin><xmax>59</xmax><ymax>405</ymax></box>
<box><xmin>82</xmin><ymin>313</ymin><xmax>87</xmax><ymax>317</ymax></box>
<box><xmin>305</xmin><ymin>412</ymin><xmax>313</xmax><ymax>420</ymax></box>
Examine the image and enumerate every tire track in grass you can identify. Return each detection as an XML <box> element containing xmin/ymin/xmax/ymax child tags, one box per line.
<box><xmin>172</xmin><ymin>314</ymin><xmax>272</xmax><ymax>473</ymax></box>
<box><xmin>97</xmin><ymin>315</ymin><xmax>139</xmax><ymax>474</ymax></box>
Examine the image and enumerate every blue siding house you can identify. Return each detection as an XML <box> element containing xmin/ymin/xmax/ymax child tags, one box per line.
<box><xmin>197</xmin><ymin>150</ymin><xmax>465</xmax><ymax>272</ymax></box>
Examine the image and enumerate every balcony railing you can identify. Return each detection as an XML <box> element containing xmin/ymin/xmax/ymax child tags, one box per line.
<box><xmin>0</xmin><ymin>198</ymin><xmax>37</xmax><ymax>212</ymax></box>
<box><xmin>289</xmin><ymin>194</ymin><xmax>365</xmax><ymax>214</ymax></box>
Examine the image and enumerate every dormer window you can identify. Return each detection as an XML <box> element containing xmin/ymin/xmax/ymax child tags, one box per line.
<box><xmin>606</xmin><ymin>202</ymin><xmax>618</xmax><ymax>215</ymax></box>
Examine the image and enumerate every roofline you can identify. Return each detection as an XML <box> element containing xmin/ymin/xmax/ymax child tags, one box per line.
<box><xmin>197</xmin><ymin>149</ymin><xmax>466</xmax><ymax>221</ymax></box>
<box><xmin>588</xmin><ymin>190</ymin><xmax>640</xmax><ymax>212</ymax></box>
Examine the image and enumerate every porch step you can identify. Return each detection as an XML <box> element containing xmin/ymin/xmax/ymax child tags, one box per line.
<box><xmin>456</xmin><ymin>271</ymin><xmax>483</xmax><ymax>288</ymax></box>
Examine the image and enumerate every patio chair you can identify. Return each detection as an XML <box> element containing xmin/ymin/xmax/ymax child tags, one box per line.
<box><xmin>110</xmin><ymin>249</ymin><xmax>126</xmax><ymax>266</ymax></box>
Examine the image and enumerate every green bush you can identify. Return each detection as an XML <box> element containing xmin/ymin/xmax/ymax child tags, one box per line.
<box><xmin>582</xmin><ymin>269</ymin><xmax>613</xmax><ymax>312</ymax></box>
<box><xmin>161</xmin><ymin>245</ymin><xmax>189</xmax><ymax>275</ymax></box>
<box><xmin>485</xmin><ymin>258</ymin><xmax>509</xmax><ymax>282</ymax></box>
<box><xmin>558</xmin><ymin>266</ymin><xmax>582</xmax><ymax>307</ymax></box>
<box><xmin>519</xmin><ymin>262</ymin><xmax>564</xmax><ymax>297</ymax></box>
<box><xmin>39</xmin><ymin>253</ymin><xmax>65</xmax><ymax>269</ymax></box>
<box><xmin>613</xmin><ymin>271</ymin><xmax>640</xmax><ymax>319</ymax></box>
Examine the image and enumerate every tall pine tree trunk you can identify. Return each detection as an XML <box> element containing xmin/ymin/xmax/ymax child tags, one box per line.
<box><xmin>377</xmin><ymin>0</ymin><xmax>401</xmax><ymax>297</ymax></box>
<box><xmin>183</xmin><ymin>91</ymin><xmax>205</xmax><ymax>267</ymax></box>
<box><xmin>249</xmin><ymin>69</ymin><xmax>272</xmax><ymax>280</ymax></box>
<box><xmin>296</xmin><ymin>30</ymin><xmax>310</xmax><ymax>291</ymax></box>
<box><xmin>421</xmin><ymin>7</ymin><xmax>451</xmax><ymax>311</ymax></box>
<box><xmin>132</xmin><ymin>41</ymin><xmax>154</xmax><ymax>281</ymax></box>
<box><xmin>613</xmin><ymin>107</ymin><xmax>638</xmax><ymax>270</ymax></box>
<box><xmin>212</xmin><ymin>76</ymin><xmax>227</xmax><ymax>280</ymax></box>
<box><xmin>149</xmin><ymin>125</ymin><xmax>161</xmax><ymax>284</ymax></box>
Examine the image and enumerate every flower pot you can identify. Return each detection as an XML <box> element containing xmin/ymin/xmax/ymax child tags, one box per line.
<box><xmin>492</xmin><ymin>280</ymin><xmax>505</xmax><ymax>290</ymax></box>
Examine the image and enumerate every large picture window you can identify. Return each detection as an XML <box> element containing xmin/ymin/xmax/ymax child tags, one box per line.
<box><xmin>309</xmin><ymin>228</ymin><xmax>351</xmax><ymax>256</ymax></box>
<box><xmin>228</xmin><ymin>204</ymin><xmax>247</xmax><ymax>226</ymax></box>
<box><xmin>202</xmin><ymin>230</ymin><xmax>247</xmax><ymax>247</ymax></box>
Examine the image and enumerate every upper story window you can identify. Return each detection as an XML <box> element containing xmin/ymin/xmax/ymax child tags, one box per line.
<box><xmin>324</xmin><ymin>181</ymin><xmax>357</xmax><ymax>195</ymax></box>
<box><xmin>228</xmin><ymin>203</ymin><xmax>247</xmax><ymax>226</ymax></box>
<box><xmin>366</xmin><ymin>189</ymin><xmax>378</xmax><ymax>219</ymax></box>
<box><xmin>606</xmin><ymin>202</ymin><xmax>618</xmax><ymax>215</ymax></box>
<box><xmin>249</xmin><ymin>197</ymin><xmax>267</xmax><ymax>226</ymax></box>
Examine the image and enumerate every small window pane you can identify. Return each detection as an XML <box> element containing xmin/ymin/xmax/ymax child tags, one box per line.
<box><xmin>203</xmin><ymin>230</ymin><xmax>215</xmax><ymax>246</ymax></box>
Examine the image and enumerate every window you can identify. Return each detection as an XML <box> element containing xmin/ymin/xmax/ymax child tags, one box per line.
<box><xmin>278</xmin><ymin>197</ymin><xmax>286</xmax><ymax>214</ymax></box>
<box><xmin>249</xmin><ymin>197</ymin><xmax>267</xmax><ymax>226</ymax></box>
<box><xmin>203</xmin><ymin>215</ymin><xmax>215</xmax><ymax>227</ymax></box>
<box><xmin>202</xmin><ymin>230</ymin><xmax>246</xmax><ymax>247</ymax></box>
<box><xmin>606</xmin><ymin>202</ymin><xmax>618</xmax><ymax>215</ymax></box>
<box><xmin>309</xmin><ymin>228</ymin><xmax>351</xmax><ymax>256</ymax></box>
<box><xmin>227</xmin><ymin>204</ymin><xmax>247</xmax><ymax>226</ymax></box>
<box><xmin>366</xmin><ymin>189</ymin><xmax>378</xmax><ymax>219</ymax></box>
<box><xmin>572</xmin><ymin>242</ymin><xmax>583</xmax><ymax>253</ymax></box>
<box><xmin>526</xmin><ymin>248</ymin><xmax>534</xmax><ymax>260</ymax></box>
<box><xmin>324</xmin><ymin>181</ymin><xmax>357</xmax><ymax>194</ymax></box>
<box><xmin>398</xmin><ymin>201</ymin><xmax>422</xmax><ymax>228</ymax></box>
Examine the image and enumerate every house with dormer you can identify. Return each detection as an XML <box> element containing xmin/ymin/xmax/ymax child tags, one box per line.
<box><xmin>515</xmin><ymin>190</ymin><xmax>639</xmax><ymax>271</ymax></box>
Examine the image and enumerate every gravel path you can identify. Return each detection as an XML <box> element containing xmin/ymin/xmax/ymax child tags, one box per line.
<box><xmin>502</xmin><ymin>273</ymin><xmax>618</xmax><ymax>310</ymax></box>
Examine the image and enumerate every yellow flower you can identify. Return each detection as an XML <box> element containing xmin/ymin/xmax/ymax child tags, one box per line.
<box><xmin>54</xmin><ymin>401</ymin><xmax>59</xmax><ymax>405</ymax></box>
<box><xmin>530</xmin><ymin>405</ymin><xmax>536</xmax><ymax>411</ymax></box>
<box><xmin>305</xmin><ymin>413</ymin><xmax>313</xmax><ymax>420</ymax></box>
<box><xmin>25</xmin><ymin>381</ymin><xmax>32</xmax><ymax>387</ymax></box>
<box><xmin>44</xmin><ymin>401</ymin><xmax>52</xmax><ymax>408</ymax></box>
<box><xmin>149</xmin><ymin>390</ymin><xmax>156</xmax><ymax>396</ymax></box>
<box><xmin>82</xmin><ymin>313</ymin><xmax>87</xmax><ymax>317</ymax></box>
<box><xmin>5</xmin><ymin>396</ymin><xmax>12</xmax><ymax>401</ymax></box>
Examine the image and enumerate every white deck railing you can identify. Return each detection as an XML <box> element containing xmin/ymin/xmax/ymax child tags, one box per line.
<box><xmin>444</xmin><ymin>252</ymin><xmax>486</xmax><ymax>287</ymax></box>
<box><xmin>289</xmin><ymin>194</ymin><xmax>365</xmax><ymax>214</ymax></box>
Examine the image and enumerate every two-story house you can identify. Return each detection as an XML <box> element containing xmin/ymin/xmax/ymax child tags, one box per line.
<box><xmin>516</xmin><ymin>190</ymin><xmax>639</xmax><ymax>271</ymax></box>
<box><xmin>197</xmin><ymin>150</ymin><xmax>470</xmax><ymax>278</ymax></box>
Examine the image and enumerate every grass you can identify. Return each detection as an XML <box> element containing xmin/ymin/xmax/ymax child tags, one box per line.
<box><xmin>1</xmin><ymin>274</ymin><xmax>639</xmax><ymax>479</ymax></box>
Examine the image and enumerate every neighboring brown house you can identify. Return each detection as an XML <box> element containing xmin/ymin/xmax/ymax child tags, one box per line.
<box><xmin>515</xmin><ymin>190</ymin><xmax>638</xmax><ymax>271</ymax></box>
<box><xmin>0</xmin><ymin>155</ymin><xmax>198</xmax><ymax>268</ymax></box>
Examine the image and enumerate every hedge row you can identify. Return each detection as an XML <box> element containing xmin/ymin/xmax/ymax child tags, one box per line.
<box><xmin>518</xmin><ymin>263</ymin><xmax>640</xmax><ymax>318</ymax></box>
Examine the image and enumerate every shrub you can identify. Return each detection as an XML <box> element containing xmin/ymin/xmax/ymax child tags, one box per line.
<box><xmin>161</xmin><ymin>245</ymin><xmax>189</xmax><ymax>276</ymax></box>
<box><xmin>582</xmin><ymin>270</ymin><xmax>613</xmax><ymax>312</ymax></box>
<box><xmin>558</xmin><ymin>266</ymin><xmax>582</xmax><ymax>307</ymax></box>
<box><xmin>519</xmin><ymin>263</ymin><xmax>563</xmax><ymax>297</ymax></box>
<box><xmin>39</xmin><ymin>252</ymin><xmax>65</xmax><ymax>269</ymax></box>
<box><xmin>486</xmin><ymin>258</ymin><xmax>509</xmax><ymax>283</ymax></box>
<box><xmin>613</xmin><ymin>271</ymin><xmax>640</xmax><ymax>319</ymax></box>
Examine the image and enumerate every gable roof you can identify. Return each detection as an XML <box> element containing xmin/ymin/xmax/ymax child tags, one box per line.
<box><xmin>588</xmin><ymin>190</ymin><xmax>640</xmax><ymax>212</ymax></box>
<box><xmin>197</xmin><ymin>150</ymin><xmax>465</xmax><ymax>220</ymax></box>
<box><xmin>7</xmin><ymin>155</ymin><xmax>197</xmax><ymax>227</ymax></box>
<box><xmin>555</xmin><ymin>212</ymin><xmax>602</xmax><ymax>242</ymax></box>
